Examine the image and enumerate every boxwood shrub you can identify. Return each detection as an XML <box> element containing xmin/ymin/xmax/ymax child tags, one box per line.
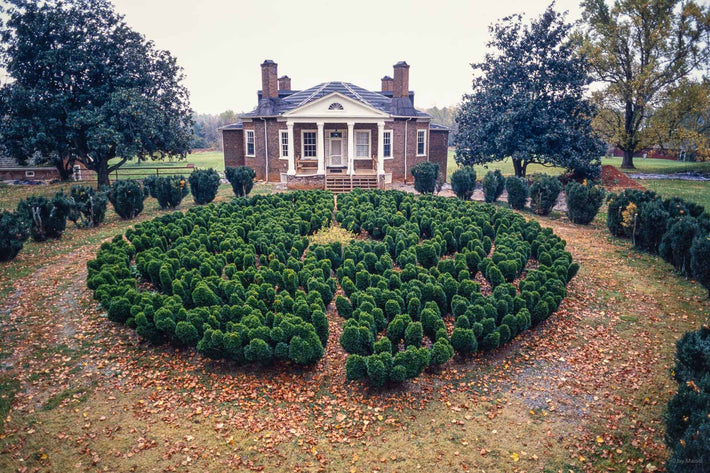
<box><xmin>225</xmin><ymin>166</ymin><xmax>256</xmax><ymax>197</ymax></box>
<box><xmin>410</xmin><ymin>162</ymin><xmax>439</xmax><ymax>195</ymax></box>
<box><xmin>334</xmin><ymin>189</ymin><xmax>576</xmax><ymax>386</ymax></box>
<box><xmin>450</xmin><ymin>166</ymin><xmax>476</xmax><ymax>200</ymax></box>
<box><xmin>0</xmin><ymin>210</ymin><xmax>30</xmax><ymax>261</ymax></box>
<box><xmin>88</xmin><ymin>191</ymin><xmax>335</xmax><ymax>368</ymax></box>
<box><xmin>155</xmin><ymin>175</ymin><xmax>189</xmax><ymax>209</ymax></box>
<box><xmin>68</xmin><ymin>185</ymin><xmax>108</xmax><ymax>228</ymax></box>
<box><xmin>16</xmin><ymin>192</ymin><xmax>72</xmax><ymax>241</ymax></box>
<box><xmin>565</xmin><ymin>181</ymin><xmax>604</xmax><ymax>225</ymax></box>
<box><xmin>505</xmin><ymin>176</ymin><xmax>529</xmax><ymax>210</ymax></box>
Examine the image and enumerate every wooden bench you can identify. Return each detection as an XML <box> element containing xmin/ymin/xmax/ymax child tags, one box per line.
<box><xmin>296</xmin><ymin>157</ymin><xmax>318</xmax><ymax>173</ymax></box>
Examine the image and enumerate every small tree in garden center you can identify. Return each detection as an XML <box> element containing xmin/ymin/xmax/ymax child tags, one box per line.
<box><xmin>108</xmin><ymin>180</ymin><xmax>145</xmax><ymax>219</ymax></box>
<box><xmin>450</xmin><ymin>166</ymin><xmax>476</xmax><ymax>200</ymax></box>
<box><xmin>0</xmin><ymin>0</ymin><xmax>193</xmax><ymax>186</ymax></box>
<box><xmin>0</xmin><ymin>210</ymin><xmax>30</xmax><ymax>261</ymax></box>
<box><xmin>455</xmin><ymin>6</ymin><xmax>605</xmax><ymax>178</ymax></box>
<box><xmin>410</xmin><ymin>162</ymin><xmax>440</xmax><ymax>194</ymax></box>
<box><xmin>225</xmin><ymin>166</ymin><xmax>256</xmax><ymax>197</ymax></box>
<box><xmin>188</xmin><ymin>169</ymin><xmax>221</xmax><ymax>205</ymax></box>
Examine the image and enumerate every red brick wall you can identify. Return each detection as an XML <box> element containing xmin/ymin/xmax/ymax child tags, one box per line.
<box><xmin>429</xmin><ymin>129</ymin><xmax>449</xmax><ymax>181</ymax></box>
<box><xmin>222</xmin><ymin>129</ymin><xmax>245</xmax><ymax>169</ymax></box>
<box><xmin>383</xmin><ymin>119</ymin><xmax>428</xmax><ymax>183</ymax></box>
<box><xmin>243</xmin><ymin>120</ymin><xmax>288</xmax><ymax>182</ymax></box>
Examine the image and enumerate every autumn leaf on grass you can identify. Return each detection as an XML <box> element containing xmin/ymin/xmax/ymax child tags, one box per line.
<box><xmin>511</xmin><ymin>452</ymin><xmax>520</xmax><ymax>462</ymax></box>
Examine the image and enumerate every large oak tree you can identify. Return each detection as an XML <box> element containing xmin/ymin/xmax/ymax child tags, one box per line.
<box><xmin>455</xmin><ymin>6</ymin><xmax>604</xmax><ymax>178</ymax></box>
<box><xmin>581</xmin><ymin>0</ymin><xmax>710</xmax><ymax>169</ymax></box>
<box><xmin>0</xmin><ymin>0</ymin><xmax>193</xmax><ymax>186</ymax></box>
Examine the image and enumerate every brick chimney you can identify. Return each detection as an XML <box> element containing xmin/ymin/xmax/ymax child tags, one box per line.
<box><xmin>392</xmin><ymin>61</ymin><xmax>409</xmax><ymax>98</ymax></box>
<box><xmin>381</xmin><ymin>75</ymin><xmax>393</xmax><ymax>92</ymax></box>
<box><xmin>278</xmin><ymin>75</ymin><xmax>291</xmax><ymax>91</ymax></box>
<box><xmin>261</xmin><ymin>60</ymin><xmax>278</xmax><ymax>99</ymax></box>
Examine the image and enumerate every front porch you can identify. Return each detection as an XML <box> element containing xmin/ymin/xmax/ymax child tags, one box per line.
<box><xmin>283</xmin><ymin>167</ymin><xmax>386</xmax><ymax>192</ymax></box>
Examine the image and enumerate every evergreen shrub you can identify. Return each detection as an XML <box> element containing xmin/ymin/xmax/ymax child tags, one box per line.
<box><xmin>188</xmin><ymin>168</ymin><xmax>221</xmax><ymax>204</ymax></box>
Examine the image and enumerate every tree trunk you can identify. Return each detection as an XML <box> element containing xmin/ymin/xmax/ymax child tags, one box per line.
<box><xmin>620</xmin><ymin>149</ymin><xmax>636</xmax><ymax>169</ymax></box>
<box><xmin>512</xmin><ymin>159</ymin><xmax>524</xmax><ymax>177</ymax></box>
<box><xmin>96</xmin><ymin>160</ymin><xmax>110</xmax><ymax>189</ymax></box>
<box><xmin>53</xmin><ymin>156</ymin><xmax>74</xmax><ymax>181</ymax></box>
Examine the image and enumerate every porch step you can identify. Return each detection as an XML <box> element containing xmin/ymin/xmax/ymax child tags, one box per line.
<box><xmin>325</xmin><ymin>175</ymin><xmax>379</xmax><ymax>193</ymax></box>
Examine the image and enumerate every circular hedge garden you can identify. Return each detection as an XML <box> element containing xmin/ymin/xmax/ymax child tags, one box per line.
<box><xmin>88</xmin><ymin>189</ymin><xmax>578</xmax><ymax>386</ymax></box>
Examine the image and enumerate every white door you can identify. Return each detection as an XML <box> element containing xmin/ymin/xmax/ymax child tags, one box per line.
<box><xmin>330</xmin><ymin>138</ymin><xmax>343</xmax><ymax>166</ymax></box>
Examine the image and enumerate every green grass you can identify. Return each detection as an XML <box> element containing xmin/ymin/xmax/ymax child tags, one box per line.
<box><xmin>446</xmin><ymin>149</ymin><xmax>566</xmax><ymax>180</ymax></box>
<box><xmin>106</xmin><ymin>150</ymin><xmax>225</xmax><ymax>179</ymax></box>
<box><xmin>601</xmin><ymin>156</ymin><xmax>710</xmax><ymax>174</ymax></box>
<box><xmin>641</xmin><ymin>179</ymin><xmax>710</xmax><ymax>211</ymax></box>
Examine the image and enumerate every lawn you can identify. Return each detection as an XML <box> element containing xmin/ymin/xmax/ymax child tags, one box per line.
<box><xmin>601</xmin><ymin>156</ymin><xmax>710</xmax><ymax>174</ymax></box>
<box><xmin>0</xmin><ymin>185</ymin><xmax>708</xmax><ymax>472</ymax></box>
<box><xmin>446</xmin><ymin>149</ymin><xmax>566</xmax><ymax>179</ymax></box>
<box><xmin>641</xmin><ymin>179</ymin><xmax>710</xmax><ymax>211</ymax></box>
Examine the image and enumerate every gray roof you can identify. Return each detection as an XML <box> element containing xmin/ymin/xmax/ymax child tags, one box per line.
<box><xmin>243</xmin><ymin>81</ymin><xmax>429</xmax><ymax>118</ymax></box>
<box><xmin>430</xmin><ymin>122</ymin><xmax>450</xmax><ymax>131</ymax></box>
<box><xmin>218</xmin><ymin>122</ymin><xmax>243</xmax><ymax>131</ymax></box>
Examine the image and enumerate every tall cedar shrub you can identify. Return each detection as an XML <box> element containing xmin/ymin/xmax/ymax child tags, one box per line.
<box><xmin>505</xmin><ymin>176</ymin><xmax>529</xmax><ymax>210</ymax></box>
<box><xmin>529</xmin><ymin>175</ymin><xmax>562</xmax><ymax>215</ymax></box>
<box><xmin>565</xmin><ymin>181</ymin><xmax>604</xmax><ymax>224</ymax></box>
<box><xmin>108</xmin><ymin>180</ymin><xmax>145</xmax><ymax>219</ymax></box>
<box><xmin>410</xmin><ymin>161</ymin><xmax>439</xmax><ymax>194</ymax></box>
<box><xmin>482</xmin><ymin>170</ymin><xmax>505</xmax><ymax>203</ymax></box>
<box><xmin>690</xmin><ymin>234</ymin><xmax>710</xmax><ymax>297</ymax></box>
<box><xmin>188</xmin><ymin>168</ymin><xmax>221</xmax><ymax>204</ymax></box>
<box><xmin>16</xmin><ymin>192</ymin><xmax>72</xmax><ymax>241</ymax></box>
<box><xmin>225</xmin><ymin>166</ymin><xmax>256</xmax><ymax>197</ymax></box>
<box><xmin>142</xmin><ymin>175</ymin><xmax>159</xmax><ymax>198</ymax></box>
<box><xmin>607</xmin><ymin>189</ymin><xmax>657</xmax><ymax>237</ymax></box>
<box><xmin>68</xmin><ymin>185</ymin><xmax>108</xmax><ymax>228</ymax></box>
<box><xmin>633</xmin><ymin>199</ymin><xmax>669</xmax><ymax>253</ymax></box>
<box><xmin>0</xmin><ymin>210</ymin><xmax>30</xmax><ymax>261</ymax></box>
<box><xmin>659</xmin><ymin>216</ymin><xmax>700</xmax><ymax>276</ymax></box>
<box><xmin>450</xmin><ymin>166</ymin><xmax>476</xmax><ymax>200</ymax></box>
<box><xmin>155</xmin><ymin>175</ymin><xmax>189</xmax><ymax>209</ymax></box>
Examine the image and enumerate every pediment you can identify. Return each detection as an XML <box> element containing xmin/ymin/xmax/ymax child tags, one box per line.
<box><xmin>283</xmin><ymin>92</ymin><xmax>390</xmax><ymax>119</ymax></box>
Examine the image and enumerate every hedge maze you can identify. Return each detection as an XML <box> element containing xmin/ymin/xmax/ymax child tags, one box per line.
<box><xmin>88</xmin><ymin>189</ymin><xmax>578</xmax><ymax>386</ymax></box>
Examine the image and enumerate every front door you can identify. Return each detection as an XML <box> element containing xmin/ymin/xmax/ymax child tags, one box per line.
<box><xmin>329</xmin><ymin>137</ymin><xmax>343</xmax><ymax>166</ymax></box>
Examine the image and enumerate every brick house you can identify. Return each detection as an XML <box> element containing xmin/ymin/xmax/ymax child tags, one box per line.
<box><xmin>221</xmin><ymin>60</ymin><xmax>449</xmax><ymax>191</ymax></box>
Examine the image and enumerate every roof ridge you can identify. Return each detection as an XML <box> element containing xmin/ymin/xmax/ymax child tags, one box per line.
<box><xmin>341</xmin><ymin>82</ymin><xmax>372</xmax><ymax>107</ymax></box>
<box><xmin>297</xmin><ymin>82</ymin><xmax>330</xmax><ymax>107</ymax></box>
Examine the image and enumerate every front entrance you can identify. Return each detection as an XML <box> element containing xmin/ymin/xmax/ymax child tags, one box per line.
<box><xmin>329</xmin><ymin>132</ymin><xmax>344</xmax><ymax>167</ymax></box>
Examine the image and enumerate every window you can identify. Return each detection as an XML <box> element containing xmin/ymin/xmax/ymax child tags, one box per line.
<box><xmin>383</xmin><ymin>130</ymin><xmax>392</xmax><ymax>158</ymax></box>
<box><xmin>246</xmin><ymin>130</ymin><xmax>255</xmax><ymax>156</ymax></box>
<box><xmin>302</xmin><ymin>131</ymin><xmax>317</xmax><ymax>157</ymax></box>
<box><xmin>328</xmin><ymin>103</ymin><xmax>344</xmax><ymax>111</ymax></box>
<box><xmin>355</xmin><ymin>131</ymin><xmax>370</xmax><ymax>158</ymax></box>
<box><xmin>279</xmin><ymin>130</ymin><xmax>288</xmax><ymax>158</ymax></box>
<box><xmin>417</xmin><ymin>129</ymin><xmax>426</xmax><ymax>156</ymax></box>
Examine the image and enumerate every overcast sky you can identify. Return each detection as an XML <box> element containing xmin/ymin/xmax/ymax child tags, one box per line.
<box><xmin>112</xmin><ymin>0</ymin><xmax>586</xmax><ymax>115</ymax></box>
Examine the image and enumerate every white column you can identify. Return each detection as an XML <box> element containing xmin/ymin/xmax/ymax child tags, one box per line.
<box><xmin>377</xmin><ymin>121</ymin><xmax>385</xmax><ymax>175</ymax></box>
<box><xmin>347</xmin><ymin>121</ymin><xmax>355</xmax><ymax>175</ymax></box>
<box><xmin>316</xmin><ymin>121</ymin><xmax>325</xmax><ymax>174</ymax></box>
<box><xmin>286</xmin><ymin>121</ymin><xmax>295</xmax><ymax>175</ymax></box>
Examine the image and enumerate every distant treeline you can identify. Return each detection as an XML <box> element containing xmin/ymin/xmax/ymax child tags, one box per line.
<box><xmin>424</xmin><ymin>106</ymin><xmax>458</xmax><ymax>145</ymax></box>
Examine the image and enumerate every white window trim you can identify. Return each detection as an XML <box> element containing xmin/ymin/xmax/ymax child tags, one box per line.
<box><xmin>354</xmin><ymin>129</ymin><xmax>372</xmax><ymax>160</ymax></box>
<box><xmin>416</xmin><ymin>129</ymin><xmax>426</xmax><ymax>157</ymax></box>
<box><xmin>279</xmin><ymin>130</ymin><xmax>288</xmax><ymax>159</ymax></box>
<box><xmin>301</xmin><ymin>129</ymin><xmax>317</xmax><ymax>159</ymax></box>
<box><xmin>245</xmin><ymin>130</ymin><xmax>255</xmax><ymax>157</ymax></box>
<box><xmin>383</xmin><ymin>130</ymin><xmax>393</xmax><ymax>160</ymax></box>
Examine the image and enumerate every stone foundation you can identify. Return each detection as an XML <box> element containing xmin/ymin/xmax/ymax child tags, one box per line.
<box><xmin>287</xmin><ymin>174</ymin><xmax>326</xmax><ymax>190</ymax></box>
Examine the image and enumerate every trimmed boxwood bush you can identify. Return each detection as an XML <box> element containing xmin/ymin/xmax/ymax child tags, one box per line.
<box><xmin>482</xmin><ymin>170</ymin><xmax>505</xmax><ymax>203</ymax></box>
<box><xmin>225</xmin><ymin>166</ymin><xmax>256</xmax><ymax>197</ymax></box>
<box><xmin>450</xmin><ymin>166</ymin><xmax>476</xmax><ymax>200</ymax></box>
<box><xmin>505</xmin><ymin>176</ymin><xmax>529</xmax><ymax>210</ymax></box>
<box><xmin>108</xmin><ymin>180</ymin><xmax>145</xmax><ymax>219</ymax></box>
<box><xmin>659</xmin><ymin>217</ymin><xmax>700</xmax><ymax>276</ymax></box>
<box><xmin>691</xmin><ymin>234</ymin><xmax>710</xmax><ymax>297</ymax></box>
<box><xmin>155</xmin><ymin>175</ymin><xmax>189</xmax><ymax>209</ymax></box>
<box><xmin>188</xmin><ymin>168</ymin><xmax>221</xmax><ymax>205</ymax></box>
<box><xmin>16</xmin><ymin>192</ymin><xmax>72</xmax><ymax>241</ymax></box>
<box><xmin>68</xmin><ymin>185</ymin><xmax>108</xmax><ymax>228</ymax></box>
<box><xmin>410</xmin><ymin>161</ymin><xmax>439</xmax><ymax>194</ymax></box>
<box><xmin>565</xmin><ymin>181</ymin><xmax>604</xmax><ymax>225</ymax></box>
<box><xmin>529</xmin><ymin>175</ymin><xmax>562</xmax><ymax>216</ymax></box>
<box><xmin>0</xmin><ymin>210</ymin><xmax>30</xmax><ymax>261</ymax></box>
<box><xmin>143</xmin><ymin>175</ymin><xmax>159</xmax><ymax>198</ymax></box>
<box><xmin>90</xmin><ymin>189</ymin><xmax>576</xmax><ymax>385</ymax></box>
<box><xmin>665</xmin><ymin>326</ymin><xmax>710</xmax><ymax>472</ymax></box>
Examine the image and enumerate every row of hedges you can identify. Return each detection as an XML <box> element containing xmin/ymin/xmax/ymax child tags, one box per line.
<box><xmin>87</xmin><ymin>191</ymin><xmax>335</xmax><ymax>367</ymax></box>
<box><xmin>451</xmin><ymin>170</ymin><xmax>604</xmax><ymax>224</ymax></box>
<box><xmin>665</xmin><ymin>325</ymin><xmax>710</xmax><ymax>471</ymax></box>
<box><xmin>607</xmin><ymin>189</ymin><xmax>710</xmax><ymax>295</ymax></box>
<box><xmin>333</xmin><ymin>189</ymin><xmax>578</xmax><ymax>386</ymax></box>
